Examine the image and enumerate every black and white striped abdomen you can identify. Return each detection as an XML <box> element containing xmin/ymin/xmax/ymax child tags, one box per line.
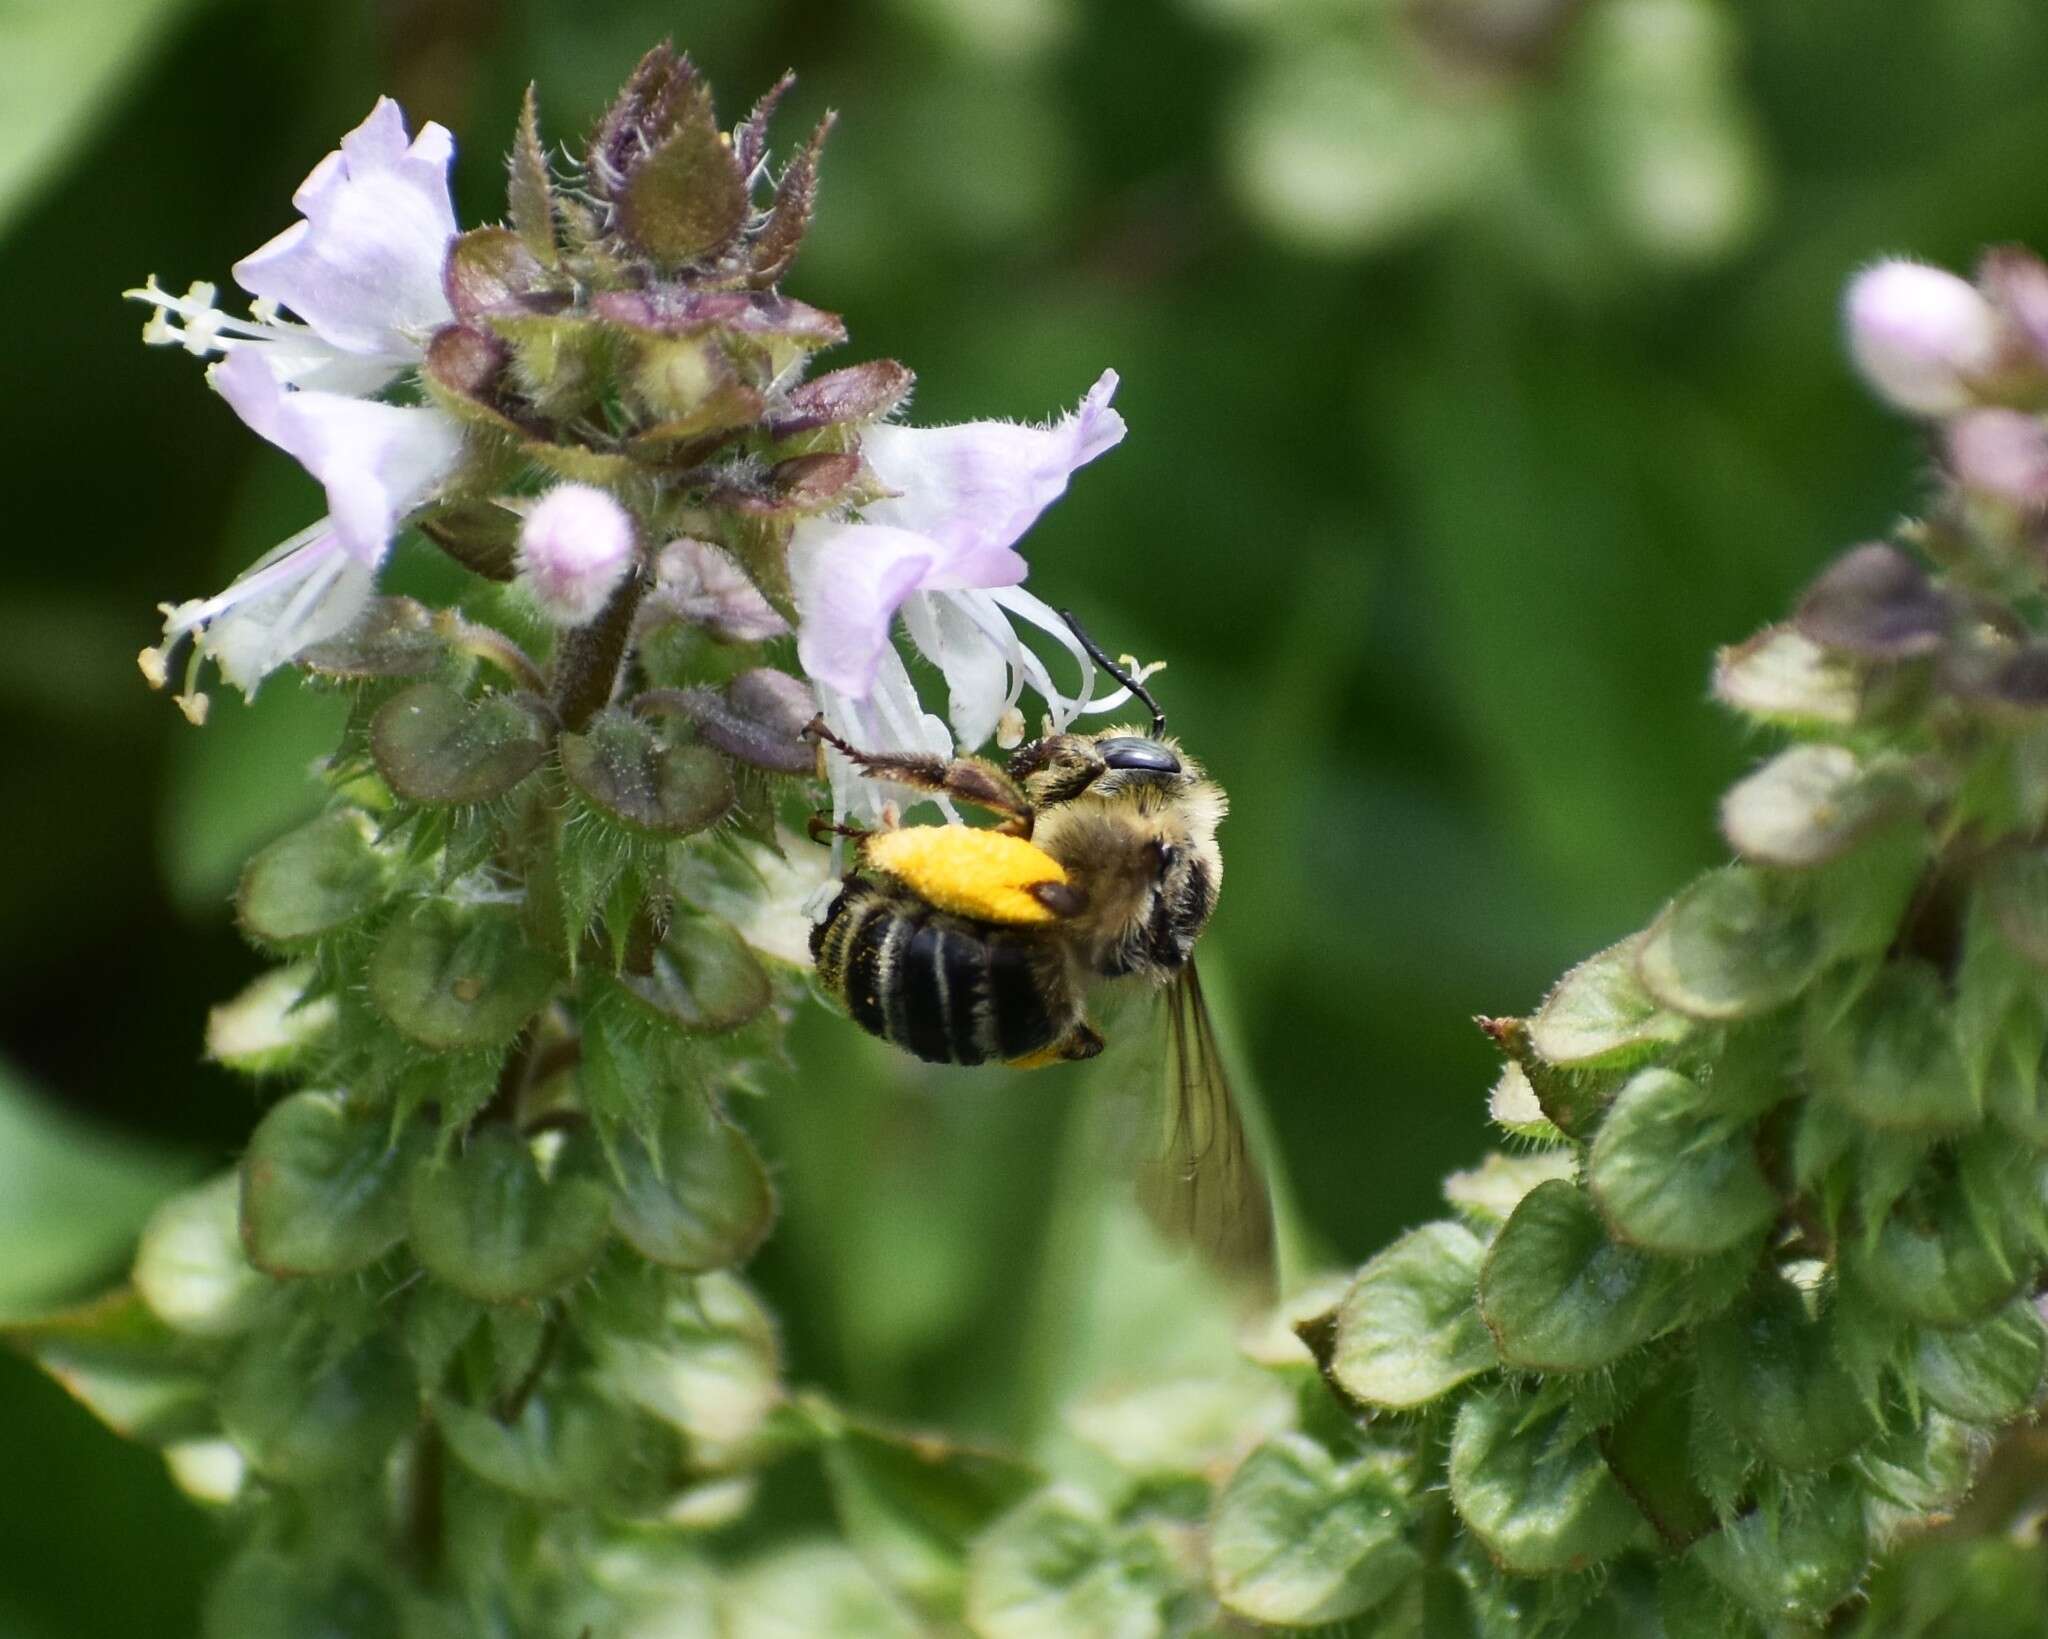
<box><xmin>811</xmin><ymin>880</ymin><xmax>1077</xmax><ymax>1066</ymax></box>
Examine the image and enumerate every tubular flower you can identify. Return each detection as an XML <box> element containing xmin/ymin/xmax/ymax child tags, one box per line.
<box><xmin>792</xmin><ymin>370</ymin><xmax>1148</xmax><ymax>825</ymax></box>
<box><xmin>130</xmin><ymin>99</ymin><xmax>469</xmax><ymax>714</ymax></box>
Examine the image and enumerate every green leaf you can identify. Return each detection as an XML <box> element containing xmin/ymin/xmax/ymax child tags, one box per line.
<box><xmin>615</xmin><ymin>912</ymin><xmax>773</xmax><ymax>1035</ymax></box>
<box><xmin>201</xmin><ymin>1550</ymin><xmax>400</xmax><ymax>1639</ymax></box>
<box><xmin>1914</xmin><ymin>1297</ymin><xmax>2048</xmax><ymax>1425</ymax></box>
<box><xmin>296</xmin><ymin>595</ymin><xmax>449</xmax><ymax>678</ymax></box>
<box><xmin>965</xmin><ymin>1486</ymin><xmax>1187</xmax><ymax>1639</ymax></box>
<box><xmin>1210</xmin><ymin>1432</ymin><xmax>1421</xmax><ymax>1626</ymax></box>
<box><xmin>0</xmin><ymin>0</ymin><xmax>204</xmax><ymax>232</ymax></box>
<box><xmin>1697</xmin><ymin>1279</ymin><xmax>1878</xmax><ymax>1471</ymax></box>
<box><xmin>1637</xmin><ymin>865</ymin><xmax>1825</xmax><ymax>1021</ymax></box>
<box><xmin>1690</xmin><ymin>1472</ymin><xmax>1869</xmax><ymax>1627</ymax></box>
<box><xmin>1478</xmin><ymin>1180</ymin><xmax>1690</xmax><ymax>1371</ymax></box>
<box><xmin>1807</xmin><ymin>960</ymin><xmax>1977</xmax><ymax>1133</ymax></box>
<box><xmin>1587</xmin><ymin>1069</ymin><xmax>1775</xmax><ymax>1257</ymax></box>
<box><xmin>219</xmin><ymin>1314</ymin><xmax>415</xmax><ymax>1482</ymax></box>
<box><xmin>610</xmin><ymin>1089</ymin><xmax>776</xmax><ymax>1271</ymax></box>
<box><xmin>1844</xmin><ymin>1151</ymin><xmax>2035</xmax><ymax>1328</ymax></box>
<box><xmin>239</xmin><ymin>1090</ymin><xmax>424</xmax><ymax>1278</ymax></box>
<box><xmin>1986</xmin><ymin>846</ymin><xmax>2048</xmax><ymax>970</ymax></box>
<box><xmin>1719</xmin><ymin>745</ymin><xmax>1908</xmax><ymax>868</ymax></box>
<box><xmin>407</xmin><ymin>1127</ymin><xmax>611</xmax><ymax>1303</ymax></box>
<box><xmin>133</xmin><ymin>1172</ymin><xmax>266</xmax><ymax>1339</ymax></box>
<box><xmin>236</xmin><ymin>808</ymin><xmax>393</xmax><ymax>948</ymax></box>
<box><xmin>1846</xmin><ymin>1537</ymin><xmax>2048</xmax><ymax>1639</ymax></box>
<box><xmin>1657</xmin><ymin>1558</ymin><xmax>1766</xmax><ymax>1639</ymax></box>
<box><xmin>1328</xmin><ymin>1220</ymin><xmax>1496</xmax><ymax>1409</ymax></box>
<box><xmin>816</xmin><ymin>1408</ymin><xmax>1039</xmax><ymax>1622</ymax></box>
<box><xmin>1597</xmin><ymin>1364</ymin><xmax>1716</xmax><ymax>1548</ymax></box>
<box><xmin>590</xmin><ymin>1268</ymin><xmax>783</xmax><ymax>1470</ymax></box>
<box><xmin>1064</xmin><ymin>1371</ymin><xmax>1294</xmax><ymax>1477</ymax></box>
<box><xmin>369</xmin><ymin>682</ymin><xmax>547</xmax><ymax>805</ymax></box>
<box><xmin>3</xmin><ymin>1289</ymin><xmax>216</xmax><ymax>1444</ymax></box>
<box><xmin>725</xmin><ymin>1541</ymin><xmax>922</xmax><ymax>1639</ymax></box>
<box><xmin>435</xmin><ymin>1387</ymin><xmax>673</xmax><ymax>1510</ymax></box>
<box><xmin>368</xmin><ymin>902</ymin><xmax>559</xmax><ymax>1052</ymax></box>
<box><xmin>400</xmin><ymin>1280</ymin><xmax>483</xmax><ymax>1389</ymax></box>
<box><xmin>1448</xmin><ymin>1384</ymin><xmax>1643</xmax><ymax>1576</ymax></box>
<box><xmin>1856</xmin><ymin>1408</ymin><xmax>1984</xmax><ymax>1520</ymax></box>
<box><xmin>560</xmin><ymin>708</ymin><xmax>736</xmax><ymax>838</ymax></box>
<box><xmin>0</xmin><ymin>1062</ymin><xmax>195</xmax><ymax>1317</ymax></box>
<box><xmin>1531</xmin><ymin>934</ymin><xmax>1694</xmax><ymax>1068</ymax></box>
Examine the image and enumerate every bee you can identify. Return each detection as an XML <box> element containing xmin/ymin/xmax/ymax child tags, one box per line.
<box><xmin>805</xmin><ymin>616</ymin><xmax>1274</xmax><ymax>1288</ymax></box>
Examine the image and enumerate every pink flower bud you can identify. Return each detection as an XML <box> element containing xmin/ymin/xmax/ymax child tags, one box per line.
<box><xmin>516</xmin><ymin>484</ymin><xmax>638</xmax><ymax>626</ymax></box>
<box><xmin>1844</xmin><ymin>259</ymin><xmax>1999</xmax><ymax>417</ymax></box>
<box><xmin>1947</xmin><ymin>408</ymin><xmax>2048</xmax><ymax>510</ymax></box>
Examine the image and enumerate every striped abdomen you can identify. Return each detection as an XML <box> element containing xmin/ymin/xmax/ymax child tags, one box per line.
<box><xmin>811</xmin><ymin>880</ymin><xmax>1078</xmax><ymax>1066</ymax></box>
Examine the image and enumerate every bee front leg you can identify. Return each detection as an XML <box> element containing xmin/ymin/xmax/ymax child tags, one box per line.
<box><xmin>803</xmin><ymin>715</ymin><xmax>1038</xmax><ymax>835</ymax></box>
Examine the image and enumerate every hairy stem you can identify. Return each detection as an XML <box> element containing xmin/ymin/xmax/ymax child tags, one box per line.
<box><xmin>550</xmin><ymin>563</ymin><xmax>649</xmax><ymax>732</ymax></box>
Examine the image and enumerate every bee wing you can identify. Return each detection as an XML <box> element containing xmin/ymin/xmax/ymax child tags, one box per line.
<box><xmin>1132</xmin><ymin>962</ymin><xmax>1276</xmax><ymax>1298</ymax></box>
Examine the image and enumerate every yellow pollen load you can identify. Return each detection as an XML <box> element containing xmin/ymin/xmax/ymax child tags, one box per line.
<box><xmin>862</xmin><ymin>825</ymin><xmax>1071</xmax><ymax>926</ymax></box>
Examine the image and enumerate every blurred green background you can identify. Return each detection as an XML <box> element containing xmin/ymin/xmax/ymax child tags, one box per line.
<box><xmin>6</xmin><ymin>0</ymin><xmax>2048</xmax><ymax>1630</ymax></box>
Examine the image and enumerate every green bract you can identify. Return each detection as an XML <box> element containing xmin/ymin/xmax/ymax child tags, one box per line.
<box><xmin>1208</xmin><ymin>1433</ymin><xmax>1420</xmax><ymax>1625</ymax></box>
<box><xmin>1478</xmin><ymin>1179</ymin><xmax>1692</xmax><ymax>1370</ymax></box>
<box><xmin>1328</xmin><ymin>1220</ymin><xmax>1495</xmax><ymax>1408</ymax></box>
<box><xmin>1587</xmin><ymin>1068</ymin><xmax>1776</xmax><ymax>1256</ymax></box>
<box><xmin>1448</xmin><ymin>1385</ymin><xmax>1644</xmax><ymax>1575</ymax></box>
<box><xmin>238</xmin><ymin>1090</ymin><xmax>423</xmax><ymax>1277</ymax></box>
<box><xmin>406</xmin><ymin>1126</ymin><xmax>613</xmax><ymax>1302</ymax></box>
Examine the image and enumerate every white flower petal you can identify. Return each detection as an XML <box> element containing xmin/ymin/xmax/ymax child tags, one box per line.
<box><xmin>232</xmin><ymin>97</ymin><xmax>457</xmax><ymax>359</ymax></box>
<box><xmin>815</xmin><ymin>650</ymin><xmax>955</xmax><ymax>831</ymax></box>
<box><xmin>790</xmin><ymin>520</ymin><xmax>940</xmax><ymax>697</ymax></box>
<box><xmin>860</xmin><ymin>369</ymin><xmax>1126</xmax><ymax>573</ymax></box>
<box><xmin>212</xmin><ymin>347</ymin><xmax>465</xmax><ymax>563</ymax></box>
<box><xmin>154</xmin><ymin>522</ymin><xmax>373</xmax><ymax>700</ymax></box>
<box><xmin>901</xmin><ymin>591</ymin><xmax>1012</xmax><ymax>749</ymax></box>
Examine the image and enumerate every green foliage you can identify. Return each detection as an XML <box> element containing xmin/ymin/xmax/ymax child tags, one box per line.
<box><xmin>20</xmin><ymin>8</ymin><xmax>2048</xmax><ymax>1635</ymax></box>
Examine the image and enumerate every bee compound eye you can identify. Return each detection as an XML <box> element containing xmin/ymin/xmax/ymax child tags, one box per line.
<box><xmin>1097</xmin><ymin>736</ymin><xmax>1180</xmax><ymax>774</ymax></box>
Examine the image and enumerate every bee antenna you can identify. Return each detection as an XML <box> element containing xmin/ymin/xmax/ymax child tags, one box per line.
<box><xmin>1059</xmin><ymin>608</ymin><xmax>1167</xmax><ymax>738</ymax></box>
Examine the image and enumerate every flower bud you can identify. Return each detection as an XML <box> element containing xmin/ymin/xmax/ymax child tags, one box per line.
<box><xmin>1844</xmin><ymin>259</ymin><xmax>1999</xmax><ymax>417</ymax></box>
<box><xmin>516</xmin><ymin>483</ymin><xmax>638</xmax><ymax>625</ymax></box>
<box><xmin>1946</xmin><ymin>407</ymin><xmax>2048</xmax><ymax>509</ymax></box>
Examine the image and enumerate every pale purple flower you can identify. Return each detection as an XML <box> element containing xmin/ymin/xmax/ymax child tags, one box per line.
<box><xmin>130</xmin><ymin>99</ymin><xmax>469</xmax><ymax>715</ymax></box>
<box><xmin>127</xmin><ymin>98</ymin><xmax>457</xmax><ymax>395</ymax></box>
<box><xmin>138</xmin><ymin>525</ymin><xmax>371</xmax><ymax>723</ymax></box>
<box><xmin>792</xmin><ymin>370</ymin><xmax>1150</xmax><ymax>824</ymax></box>
<box><xmin>1845</xmin><ymin>259</ymin><xmax>1999</xmax><ymax>417</ymax></box>
<box><xmin>517</xmin><ymin>484</ymin><xmax>640</xmax><ymax>626</ymax></box>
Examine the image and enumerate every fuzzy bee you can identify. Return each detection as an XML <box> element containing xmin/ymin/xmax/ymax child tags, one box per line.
<box><xmin>806</xmin><ymin>619</ymin><xmax>1273</xmax><ymax>1286</ymax></box>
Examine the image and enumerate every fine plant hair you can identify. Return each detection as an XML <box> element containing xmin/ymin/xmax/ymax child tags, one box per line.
<box><xmin>16</xmin><ymin>44</ymin><xmax>2048</xmax><ymax>1639</ymax></box>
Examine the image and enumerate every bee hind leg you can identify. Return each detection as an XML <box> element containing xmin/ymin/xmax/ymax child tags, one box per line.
<box><xmin>1006</xmin><ymin>1020</ymin><xmax>1106</xmax><ymax>1070</ymax></box>
<box><xmin>803</xmin><ymin>714</ymin><xmax>1037</xmax><ymax>835</ymax></box>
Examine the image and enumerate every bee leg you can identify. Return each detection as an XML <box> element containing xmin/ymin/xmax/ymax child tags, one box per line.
<box><xmin>806</xmin><ymin>812</ymin><xmax>871</xmax><ymax>846</ymax></box>
<box><xmin>1007</xmin><ymin>735</ymin><xmax>1111</xmax><ymax>807</ymax></box>
<box><xmin>803</xmin><ymin>715</ymin><xmax>1037</xmax><ymax>835</ymax></box>
<box><xmin>1005</xmin><ymin>1020</ymin><xmax>1106</xmax><ymax>1070</ymax></box>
